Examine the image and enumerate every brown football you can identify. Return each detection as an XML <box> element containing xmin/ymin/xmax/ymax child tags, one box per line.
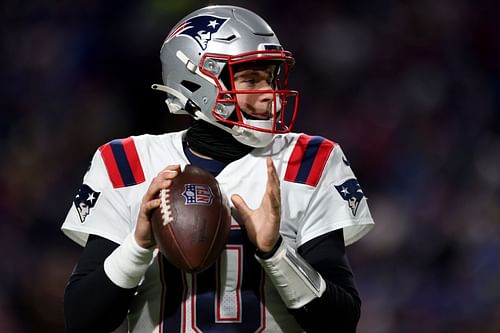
<box><xmin>151</xmin><ymin>164</ymin><xmax>231</xmax><ymax>273</ymax></box>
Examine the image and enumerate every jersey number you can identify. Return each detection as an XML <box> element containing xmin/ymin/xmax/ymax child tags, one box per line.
<box><xmin>159</xmin><ymin>228</ymin><xmax>266</xmax><ymax>332</ymax></box>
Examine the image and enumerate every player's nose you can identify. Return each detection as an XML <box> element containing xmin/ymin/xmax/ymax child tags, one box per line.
<box><xmin>257</xmin><ymin>82</ymin><xmax>274</xmax><ymax>103</ymax></box>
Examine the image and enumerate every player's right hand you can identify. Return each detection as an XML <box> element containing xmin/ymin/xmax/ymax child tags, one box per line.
<box><xmin>135</xmin><ymin>165</ymin><xmax>180</xmax><ymax>249</ymax></box>
<box><xmin>231</xmin><ymin>158</ymin><xmax>281</xmax><ymax>253</ymax></box>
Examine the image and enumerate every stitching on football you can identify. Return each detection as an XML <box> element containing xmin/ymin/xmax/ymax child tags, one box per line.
<box><xmin>159</xmin><ymin>188</ymin><xmax>173</xmax><ymax>226</ymax></box>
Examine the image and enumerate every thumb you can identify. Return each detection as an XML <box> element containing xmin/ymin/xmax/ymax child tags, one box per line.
<box><xmin>231</xmin><ymin>194</ymin><xmax>252</xmax><ymax>220</ymax></box>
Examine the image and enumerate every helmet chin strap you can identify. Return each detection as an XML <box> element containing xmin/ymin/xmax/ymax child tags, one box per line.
<box><xmin>232</xmin><ymin>119</ymin><xmax>274</xmax><ymax>147</ymax></box>
<box><xmin>152</xmin><ymin>83</ymin><xmax>275</xmax><ymax>148</ymax></box>
<box><xmin>151</xmin><ymin>84</ymin><xmax>188</xmax><ymax>114</ymax></box>
<box><xmin>151</xmin><ymin>83</ymin><xmax>242</xmax><ymax>137</ymax></box>
<box><xmin>151</xmin><ymin>83</ymin><xmax>226</xmax><ymax>124</ymax></box>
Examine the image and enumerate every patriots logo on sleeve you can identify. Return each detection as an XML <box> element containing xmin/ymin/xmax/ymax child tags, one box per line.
<box><xmin>335</xmin><ymin>178</ymin><xmax>365</xmax><ymax>216</ymax></box>
<box><xmin>165</xmin><ymin>15</ymin><xmax>229</xmax><ymax>50</ymax></box>
<box><xmin>73</xmin><ymin>184</ymin><xmax>101</xmax><ymax>223</ymax></box>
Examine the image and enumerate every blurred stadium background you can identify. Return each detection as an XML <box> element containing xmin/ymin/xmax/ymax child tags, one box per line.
<box><xmin>1</xmin><ymin>0</ymin><xmax>499</xmax><ymax>332</ymax></box>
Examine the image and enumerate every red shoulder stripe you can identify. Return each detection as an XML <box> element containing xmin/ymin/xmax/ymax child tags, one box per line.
<box><xmin>99</xmin><ymin>142</ymin><xmax>124</xmax><ymax>188</ymax></box>
<box><xmin>284</xmin><ymin>134</ymin><xmax>311</xmax><ymax>183</ymax></box>
<box><xmin>121</xmin><ymin>137</ymin><xmax>145</xmax><ymax>185</ymax></box>
<box><xmin>284</xmin><ymin>135</ymin><xmax>335</xmax><ymax>186</ymax></box>
<box><xmin>306</xmin><ymin>139</ymin><xmax>335</xmax><ymax>186</ymax></box>
<box><xmin>99</xmin><ymin>137</ymin><xmax>145</xmax><ymax>188</ymax></box>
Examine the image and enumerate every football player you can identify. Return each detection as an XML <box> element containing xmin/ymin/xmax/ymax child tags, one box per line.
<box><xmin>62</xmin><ymin>5</ymin><xmax>374</xmax><ymax>333</ymax></box>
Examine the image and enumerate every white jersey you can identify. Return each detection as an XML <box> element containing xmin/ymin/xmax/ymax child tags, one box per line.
<box><xmin>62</xmin><ymin>130</ymin><xmax>374</xmax><ymax>333</ymax></box>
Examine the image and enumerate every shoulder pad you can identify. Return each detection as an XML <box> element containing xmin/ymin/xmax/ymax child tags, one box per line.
<box><xmin>99</xmin><ymin>137</ymin><xmax>145</xmax><ymax>188</ymax></box>
<box><xmin>284</xmin><ymin>134</ymin><xmax>335</xmax><ymax>187</ymax></box>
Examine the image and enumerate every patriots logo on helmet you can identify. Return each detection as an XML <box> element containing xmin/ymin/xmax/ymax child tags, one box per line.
<box><xmin>165</xmin><ymin>15</ymin><xmax>229</xmax><ymax>50</ymax></box>
<box><xmin>335</xmin><ymin>178</ymin><xmax>365</xmax><ymax>216</ymax></box>
<box><xmin>73</xmin><ymin>184</ymin><xmax>101</xmax><ymax>223</ymax></box>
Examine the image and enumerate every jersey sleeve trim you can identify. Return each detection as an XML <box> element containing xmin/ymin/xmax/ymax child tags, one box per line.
<box><xmin>296</xmin><ymin>219</ymin><xmax>374</xmax><ymax>248</ymax></box>
<box><xmin>61</xmin><ymin>223</ymin><xmax>129</xmax><ymax>247</ymax></box>
<box><xmin>284</xmin><ymin>135</ymin><xmax>335</xmax><ymax>187</ymax></box>
<box><xmin>99</xmin><ymin>137</ymin><xmax>145</xmax><ymax>188</ymax></box>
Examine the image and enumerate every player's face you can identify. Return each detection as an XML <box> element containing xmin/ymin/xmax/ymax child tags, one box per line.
<box><xmin>233</xmin><ymin>64</ymin><xmax>276</xmax><ymax>120</ymax></box>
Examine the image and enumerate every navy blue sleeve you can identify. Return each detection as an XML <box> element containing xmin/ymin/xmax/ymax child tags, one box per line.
<box><xmin>64</xmin><ymin>235</ymin><xmax>136</xmax><ymax>333</ymax></box>
<box><xmin>290</xmin><ymin>229</ymin><xmax>361</xmax><ymax>333</ymax></box>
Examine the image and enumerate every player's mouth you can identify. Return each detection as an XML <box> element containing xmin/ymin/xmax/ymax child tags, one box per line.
<box><xmin>243</xmin><ymin>111</ymin><xmax>271</xmax><ymax>120</ymax></box>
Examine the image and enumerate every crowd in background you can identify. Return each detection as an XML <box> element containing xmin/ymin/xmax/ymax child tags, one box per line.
<box><xmin>1</xmin><ymin>0</ymin><xmax>499</xmax><ymax>332</ymax></box>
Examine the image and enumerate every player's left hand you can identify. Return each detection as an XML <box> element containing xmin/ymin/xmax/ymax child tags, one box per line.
<box><xmin>135</xmin><ymin>165</ymin><xmax>180</xmax><ymax>249</ymax></box>
<box><xmin>231</xmin><ymin>158</ymin><xmax>281</xmax><ymax>253</ymax></box>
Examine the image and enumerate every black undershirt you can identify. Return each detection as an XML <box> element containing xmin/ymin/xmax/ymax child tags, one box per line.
<box><xmin>64</xmin><ymin>143</ymin><xmax>361</xmax><ymax>333</ymax></box>
<box><xmin>185</xmin><ymin>120</ymin><xmax>253</xmax><ymax>163</ymax></box>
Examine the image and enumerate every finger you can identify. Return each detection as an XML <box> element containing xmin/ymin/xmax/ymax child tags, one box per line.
<box><xmin>159</xmin><ymin>165</ymin><xmax>180</xmax><ymax>180</ymax></box>
<box><xmin>142</xmin><ymin>198</ymin><xmax>161</xmax><ymax>218</ymax></box>
<box><xmin>163</xmin><ymin>164</ymin><xmax>181</xmax><ymax>172</ymax></box>
<box><xmin>265</xmin><ymin>158</ymin><xmax>281</xmax><ymax>203</ymax></box>
<box><xmin>231</xmin><ymin>194</ymin><xmax>252</xmax><ymax>221</ymax></box>
<box><xmin>145</xmin><ymin>198</ymin><xmax>161</xmax><ymax>211</ymax></box>
<box><xmin>141</xmin><ymin>166</ymin><xmax>179</xmax><ymax>209</ymax></box>
<box><xmin>266</xmin><ymin>158</ymin><xmax>280</xmax><ymax>187</ymax></box>
<box><xmin>143</xmin><ymin>178</ymin><xmax>173</xmax><ymax>203</ymax></box>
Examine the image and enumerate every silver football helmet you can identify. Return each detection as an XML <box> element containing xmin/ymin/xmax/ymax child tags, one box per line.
<box><xmin>152</xmin><ymin>5</ymin><xmax>299</xmax><ymax>147</ymax></box>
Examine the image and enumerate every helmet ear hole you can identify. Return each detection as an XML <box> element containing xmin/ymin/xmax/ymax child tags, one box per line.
<box><xmin>181</xmin><ymin>80</ymin><xmax>201</xmax><ymax>93</ymax></box>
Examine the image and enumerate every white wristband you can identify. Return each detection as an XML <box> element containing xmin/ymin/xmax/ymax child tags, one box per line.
<box><xmin>256</xmin><ymin>240</ymin><xmax>326</xmax><ymax>309</ymax></box>
<box><xmin>104</xmin><ymin>233</ymin><xmax>155</xmax><ymax>289</ymax></box>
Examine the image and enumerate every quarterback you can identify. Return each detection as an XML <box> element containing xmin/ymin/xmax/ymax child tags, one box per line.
<box><xmin>62</xmin><ymin>5</ymin><xmax>374</xmax><ymax>333</ymax></box>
